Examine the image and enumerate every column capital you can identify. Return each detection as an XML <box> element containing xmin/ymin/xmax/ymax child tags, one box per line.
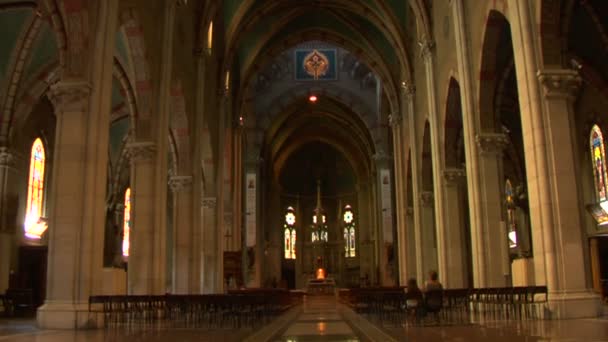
<box><xmin>125</xmin><ymin>141</ymin><xmax>157</xmax><ymax>162</ymax></box>
<box><xmin>537</xmin><ymin>69</ymin><xmax>582</xmax><ymax>99</ymax></box>
<box><xmin>47</xmin><ymin>79</ymin><xmax>91</xmax><ymax>113</ymax></box>
<box><xmin>418</xmin><ymin>38</ymin><xmax>435</xmax><ymax>62</ymax></box>
<box><xmin>443</xmin><ymin>168</ymin><xmax>466</xmax><ymax>186</ymax></box>
<box><xmin>373</xmin><ymin>150</ymin><xmax>392</xmax><ymax>165</ymax></box>
<box><xmin>420</xmin><ymin>191</ymin><xmax>434</xmax><ymax>207</ymax></box>
<box><xmin>0</xmin><ymin>147</ymin><xmax>16</xmax><ymax>169</ymax></box>
<box><xmin>401</xmin><ymin>81</ymin><xmax>416</xmax><ymax>99</ymax></box>
<box><xmin>168</xmin><ymin>175</ymin><xmax>193</xmax><ymax>193</ymax></box>
<box><xmin>475</xmin><ymin>133</ymin><xmax>508</xmax><ymax>156</ymax></box>
<box><xmin>388</xmin><ymin>113</ymin><xmax>402</xmax><ymax>128</ymax></box>
<box><xmin>202</xmin><ymin>196</ymin><xmax>217</xmax><ymax>209</ymax></box>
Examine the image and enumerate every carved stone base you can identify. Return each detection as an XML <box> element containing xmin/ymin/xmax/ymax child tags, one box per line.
<box><xmin>37</xmin><ymin>301</ymin><xmax>104</xmax><ymax>329</ymax></box>
<box><xmin>544</xmin><ymin>290</ymin><xmax>602</xmax><ymax>319</ymax></box>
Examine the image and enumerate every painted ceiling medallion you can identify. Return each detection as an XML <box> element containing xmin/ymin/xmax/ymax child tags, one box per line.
<box><xmin>303</xmin><ymin>49</ymin><xmax>330</xmax><ymax>80</ymax></box>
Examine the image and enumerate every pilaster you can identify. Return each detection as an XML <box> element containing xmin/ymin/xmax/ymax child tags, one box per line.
<box><xmin>442</xmin><ymin>168</ymin><xmax>467</xmax><ymax>288</ymax></box>
<box><xmin>419</xmin><ymin>191</ymin><xmax>437</xmax><ymax>277</ymax></box>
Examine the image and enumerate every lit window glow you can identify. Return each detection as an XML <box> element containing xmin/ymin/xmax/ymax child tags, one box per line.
<box><xmin>505</xmin><ymin>180</ymin><xmax>518</xmax><ymax>249</ymax></box>
<box><xmin>24</xmin><ymin>138</ymin><xmax>47</xmax><ymax>239</ymax></box>
<box><xmin>284</xmin><ymin>207</ymin><xmax>296</xmax><ymax>259</ymax></box>
<box><xmin>343</xmin><ymin>205</ymin><xmax>356</xmax><ymax>257</ymax></box>
<box><xmin>591</xmin><ymin>125</ymin><xmax>608</xmax><ymax>202</ymax></box>
<box><xmin>122</xmin><ymin>188</ymin><xmax>131</xmax><ymax>257</ymax></box>
<box><xmin>207</xmin><ymin>21</ymin><xmax>213</xmax><ymax>53</ymax></box>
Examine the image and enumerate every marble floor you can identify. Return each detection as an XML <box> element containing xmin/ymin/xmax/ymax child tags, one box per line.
<box><xmin>0</xmin><ymin>301</ymin><xmax>607</xmax><ymax>341</ymax></box>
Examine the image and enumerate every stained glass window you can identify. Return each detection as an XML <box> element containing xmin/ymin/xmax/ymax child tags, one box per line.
<box><xmin>122</xmin><ymin>188</ymin><xmax>131</xmax><ymax>257</ymax></box>
<box><xmin>284</xmin><ymin>207</ymin><xmax>296</xmax><ymax>259</ymax></box>
<box><xmin>343</xmin><ymin>205</ymin><xmax>356</xmax><ymax>257</ymax></box>
<box><xmin>505</xmin><ymin>180</ymin><xmax>517</xmax><ymax>249</ymax></box>
<box><xmin>24</xmin><ymin>138</ymin><xmax>47</xmax><ymax>239</ymax></box>
<box><xmin>591</xmin><ymin>125</ymin><xmax>608</xmax><ymax>202</ymax></box>
<box><xmin>207</xmin><ymin>21</ymin><xmax>213</xmax><ymax>53</ymax></box>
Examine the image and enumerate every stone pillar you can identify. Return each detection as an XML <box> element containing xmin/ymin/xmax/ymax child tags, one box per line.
<box><xmin>450</xmin><ymin>0</ymin><xmax>484</xmax><ymax>288</ymax></box>
<box><xmin>419</xmin><ymin>191</ymin><xmax>437</xmax><ymax>277</ymax></box>
<box><xmin>374</xmin><ymin>153</ymin><xmax>396</xmax><ymax>286</ymax></box>
<box><xmin>443</xmin><ymin>168</ymin><xmax>467</xmax><ymax>288</ymax></box>
<box><xmin>201</xmin><ymin>196</ymin><xmax>217</xmax><ymax>293</ymax></box>
<box><xmin>589</xmin><ymin>238</ymin><xmax>602</xmax><ymax>295</ymax></box>
<box><xmin>405</xmin><ymin>207</ymin><xmax>417</xmax><ymax>280</ymax></box>
<box><xmin>536</xmin><ymin>68</ymin><xmax>601</xmax><ymax>317</ymax></box>
<box><xmin>244</xmin><ymin>154</ymin><xmax>261</xmax><ymax>288</ymax></box>
<box><xmin>37</xmin><ymin>0</ymin><xmax>118</xmax><ymax>329</ymax></box>
<box><xmin>0</xmin><ymin>148</ymin><xmax>17</xmax><ymax>293</ymax></box>
<box><xmin>419</xmin><ymin>39</ymin><xmax>449</xmax><ymax>288</ymax></box>
<box><xmin>389</xmin><ymin>113</ymin><xmax>408</xmax><ymax>285</ymax></box>
<box><xmin>169</xmin><ymin>175</ymin><xmax>193</xmax><ymax>294</ymax></box>
<box><xmin>475</xmin><ymin>133</ymin><xmax>509</xmax><ymax>287</ymax></box>
<box><xmin>403</xmin><ymin>82</ymin><xmax>424</xmax><ymax>282</ymax></box>
<box><xmin>126</xmin><ymin>141</ymin><xmax>161</xmax><ymax>294</ymax></box>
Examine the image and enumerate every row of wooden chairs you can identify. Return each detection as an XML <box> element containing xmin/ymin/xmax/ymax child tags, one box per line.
<box><xmin>89</xmin><ymin>290</ymin><xmax>297</xmax><ymax>328</ymax></box>
<box><xmin>340</xmin><ymin>286</ymin><xmax>549</xmax><ymax>325</ymax></box>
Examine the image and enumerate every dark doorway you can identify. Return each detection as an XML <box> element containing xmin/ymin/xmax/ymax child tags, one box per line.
<box><xmin>17</xmin><ymin>246</ymin><xmax>47</xmax><ymax>308</ymax></box>
<box><xmin>281</xmin><ymin>259</ymin><xmax>296</xmax><ymax>289</ymax></box>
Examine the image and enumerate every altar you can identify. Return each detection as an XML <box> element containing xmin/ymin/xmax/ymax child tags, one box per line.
<box><xmin>305</xmin><ymin>268</ymin><xmax>336</xmax><ymax>295</ymax></box>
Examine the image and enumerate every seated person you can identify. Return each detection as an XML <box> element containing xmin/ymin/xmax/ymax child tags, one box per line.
<box><xmin>423</xmin><ymin>270</ymin><xmax>443</xmax><ymax>292</ymax></box>
<box><xmin>405</xmin><ymin>278</ymin><xmax>423</xmax><ymax>309</ymax></box>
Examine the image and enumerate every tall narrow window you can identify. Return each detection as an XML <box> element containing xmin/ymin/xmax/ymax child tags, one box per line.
<box><xmin>505</xmin><ymin>180</ymin><xmax>517</xmax><ymax>249</ymax></box>
<box><xmin>343</xmin><ymin>205</ymin><xmax>356</xmax><ymax>257</ymax></box>
<box><xmin>284</xmin><ymin>207</ymin><xmax>296</xmax><ymax>259</ymax></box>
<box><xmin>591</xmin><ymin>125</ymin><xmax>608</xmax><ymax>202</ymax></box>
<box><xmin>122</xmin><ymin>188</ymin><xmax>131</xmax><ymax>257</ymax></box>
<box><xmin>24</xmin><ymin>138</ymin><xmax>47</xmax><ymax>239</ymax></box>
<box><xmin>207</xmin><ymin>21</ymin><xmax>213</xmax><ymax>54</ymax></box>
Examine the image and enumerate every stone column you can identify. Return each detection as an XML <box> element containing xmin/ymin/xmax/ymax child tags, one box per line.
<box><xmin>443</xmin><ymin>168</ymin><xmax>467</xmax><ymax>288</ymax></box>
<box><xmin>419</xmin><ymin>191</ymin><xmax>437</xmax><ymax>277</ymax></box>
<box><xmin>169</xmin><ymin>175</ymin><xmax>193</xmax><ymax>294</ymax></box>
<box><xmin>389</xmin><ymin>113</ymin><xmax>408</xmax><ymax>285</ymax></box>
<box><xmin>450</xmin><ymin>0</ymin><xmax>484</xmax><ymax>288</ymax></box>
<box><xmin>201</xmin><ymin>196</ymin><xmax>217</xmax><ymax>293</ymax></box>
<box><xmin>419</xmin><ymin>39</ymin><xmax>449</xmax><ymax>288</ymax></box>
<box><xmin>403</xmin><ymin>82</ymin><xmax>424</xmax><ymax>282</ymax></box>
<box><xmin>244</xmin><ymin>154</ymin><xmax>261</xmax><ymax>287</ymax></box>
<box><xmin>126</xmin><ymin>141</ymin><xmax>160</xmax><ymax>294</ymax></box>
<box><xmin>405</xmin><ymin>207</ymin><xmax>416</xmax><ymax>280</ymax></box>
<box><xmin>374</xmin><ymin>152</ymin><xmax>396</xmax><ymax>286</ymax></box>
<box><xmin>475</xmin><ymin>133</ymin><xmax>509</xmax><ymax>287</ymax></box>
<box><xmin>0</xmin><ymin>148</ymin><xmax>17</xmax><ymax>293</ymax></box>
<box><xmin>37</xmin><ymin>0</ymin><xmax>118</xmax><ymax>329</ymax></box>
<box><xmin>536</xmin><ymin>68</ymin><xmax>601</xmax><ymax>316</ymax></box>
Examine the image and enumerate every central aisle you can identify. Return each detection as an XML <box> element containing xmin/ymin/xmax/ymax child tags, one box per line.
<box><xmin>278</xmin><ymin>295</ymin><xmax>360</xmax><ymax>341</ymax></box>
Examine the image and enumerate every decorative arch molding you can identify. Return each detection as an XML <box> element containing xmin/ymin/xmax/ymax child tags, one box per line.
<box><xmin>224</xmin><ymin>0</ymin><xmax>412</xmax><ymax>81</ymax></box>
<box><xmin>40</xmin><ymin>0</ymin><xmax>67</xmax><ymax>69</ymax></box>
<box><xmin>119</xmin><ymin>8</ymin><xmax>154</xmax><ymax>139</ymax></box>
<box><xmin>237</xmin><ymin>29</ymin><xmax>400</xmax><ymax>120</ymax></box>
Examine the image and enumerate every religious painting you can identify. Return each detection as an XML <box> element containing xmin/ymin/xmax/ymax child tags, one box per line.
<box><xmin>294</xmin><ymin>49</ymin><xmax>338</xmax><ymax>81</ymax></box>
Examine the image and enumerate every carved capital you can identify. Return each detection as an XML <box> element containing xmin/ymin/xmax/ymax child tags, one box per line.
<box><xmin>373</xmin><ymin>150</ymin><xmax>392</xmax><ymax>165</ymax></box>
<box><xmin>418</xmin><ymin>39</ymin><xmax>435</xmax><ymax>62</ymax></box>
<box><xmin>202</xmin><ymin>196</ymin><xmax>217</xmax><ymax>209</ymax></box>
<box><xmin>168</xmin><ymin>175</ymin><xmax>193</xmax><ymax>193</ymax></box>
<box><xmin>443</xmin><ymin>168</ymin><xmax>466</xmax><ymax>186</ymax></box>
<box><xmin>125</xmin><ymin>141</ymin><xmax>157</xmax><ymax>162</ymax></box>
<box><xmin>475</xmin><ymin>133</ymin><xmax>508</xmax><ymax>156</ymax></box>
<box><xmin>47</xmin><ymin>80</ymin><xmax>91</xmax><ymax>113</ymax></box>
<box><xmin>0</xmin><ymin>147</ymin><xmax>15</xmax><ymax>168</ymax></box>
<box><xmin>420</xmin><ymin>191</ymin><xmax>434</xmax><ymax>207</ymax></box>
<box><xmin>388</xmin><ymin>113</ymin><xmax>402</xmax><ymax>128</ymax></box>
<box><xmin>401</xmin><ymin>81</ymin><xmax>416</xmax><ymax>99</ymax></box>
<box><xmin>537</xmin><ymin>69</ymin><xmax>581</xmax><ymax>99</ymax></box>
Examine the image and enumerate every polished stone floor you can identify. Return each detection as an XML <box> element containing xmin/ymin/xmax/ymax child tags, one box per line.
<box><xmin>1</xmin><ymin>301</ymin><xmax>607</xmax><ymax>341</ymax></box>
